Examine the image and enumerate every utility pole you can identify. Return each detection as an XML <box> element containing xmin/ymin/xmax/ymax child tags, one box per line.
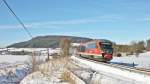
<box><xmin>46</xmin><ymin>48</ymin><xmax>50</xmax><ymax>61</ymax></box>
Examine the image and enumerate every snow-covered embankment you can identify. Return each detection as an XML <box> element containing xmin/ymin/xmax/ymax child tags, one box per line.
<box><xmin>71</xmin><ymin>56</ymin><xmax>150</xmax><ymax>84</ymax></box>
<box><xmin>0</xmin><ymin>55</ymin><xmax>32</xmax><ymax>84</ymax></box>
<box><xmin>0</xmin><ymin>63</ymin><xmax>31</xmax><ymax>84</ymax></box>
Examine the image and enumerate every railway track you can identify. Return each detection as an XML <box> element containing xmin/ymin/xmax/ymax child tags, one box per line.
<box><xmin>74</xmin><ymin>55</ymin><xmax>150</xmax><ymax>75</ymax></box>
<box><xmin>71</xmin><ymin>55</ymin><xmax>150</xmax><ymax>84</ymax></box>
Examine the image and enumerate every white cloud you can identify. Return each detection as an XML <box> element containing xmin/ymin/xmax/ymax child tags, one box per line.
<box><xmin>0</xmin><ymin>25</ymin><xmax>21</xmax><ymax>29</ymax></box>
<box><xmin>0</xmin><ymin>15</ymin><xmax>122</xmax><ymax>29</ymax></box>
<box><xmin>142</xmin><ymin>17</ymin><xmax>150</xmax><ymax>21</ymax></box>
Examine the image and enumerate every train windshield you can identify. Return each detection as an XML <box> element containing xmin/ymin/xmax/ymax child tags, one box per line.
<box><xmin>100</xmin><ymin>42</ymin><xmax>113</xmax><ymax>54</ymax></box>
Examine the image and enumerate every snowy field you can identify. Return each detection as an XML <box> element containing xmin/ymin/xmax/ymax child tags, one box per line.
<box><xmin>0</xmin><ymin>55</ymin><xmax>47</xmax><ymax>84</ymax></box>
<box><xmin>0</xmin><ymin>55</ymin><xmax>29</xmax><ymax>63</ymax></box>
<box><xmin>0</xmin><ymin>55</ymin><xmax>31</xmax><ymax>84</ymax></box>
<box><xmin>0</xmin><ymin>63</ymin><xmax>31</xmax><ymax>84</ymax></box>
<box><xmin>111</xmin><ymin>52</ymin><xmax>150</xmax><ymax>69</ymax></box>
<box><xmin>0</xmin><ymin>55</ymin><xmax>48</xmax><ymax>63</ymax></box>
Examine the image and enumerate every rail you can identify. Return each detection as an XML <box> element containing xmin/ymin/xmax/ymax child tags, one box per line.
<box><xmin>74</xmin><ymin>55</ymin><xmax>150</xmax><ymax>75</ymax></box>
<box><xmin>71</xmin><ymin>55</ymin><xmax>150</xmax><ymax>84</ymax></box>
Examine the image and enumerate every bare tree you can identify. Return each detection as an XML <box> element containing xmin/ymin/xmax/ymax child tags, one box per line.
<box><xmin>31</xmin><ymin>51</ymin><xmax>37</xmax><ymax>72</ymax></box>
<box><xmin>130</xmin><ymin>40</ymin><xmax>145</xmax><ymax>56</ymax></box>
<box><xmin>46</xmin><ymin>48</ymin><xmax>50</xmax><ymax>61</ymax></box>
<box><xmin>146</xmin><ymin>39</ymin><xmax>150</xmax><ymax>51</ymax></box>
<box><xmin>59</xmin><ymin>38</ymin><xmax>71</xmax><ymax>57</ymax></box>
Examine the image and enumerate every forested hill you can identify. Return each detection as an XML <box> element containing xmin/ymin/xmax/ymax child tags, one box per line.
<box><xmin>7</xmin><ymin>35</ymin><xmax>93</xmax><ymax>48</ymax></box>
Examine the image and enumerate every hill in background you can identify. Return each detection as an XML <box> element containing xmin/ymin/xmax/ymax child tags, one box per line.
<box><xmin>7</xmin><ymin>35</ymin><xmax>93</xmax><ymax>48</ymax></box>
<box><xmin>7</xmin><ymin>35</ymin><xmax>150</xmax><ymax>56</ymax></box>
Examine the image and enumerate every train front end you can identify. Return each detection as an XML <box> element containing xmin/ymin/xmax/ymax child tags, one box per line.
<box><xmin>99</xmin><ymin>42</ymin><xmax>113</xmax><ymax>61</ymax></box>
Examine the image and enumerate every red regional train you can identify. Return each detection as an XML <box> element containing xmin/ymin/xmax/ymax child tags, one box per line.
<box><xmin>77</xmin><ymin>39</ymin><xmax>113</xmax><ymax>62</ymax></box>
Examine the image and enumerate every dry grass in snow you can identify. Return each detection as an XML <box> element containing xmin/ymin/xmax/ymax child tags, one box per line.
<box><xmin>21</xmin><ymin>57</ymin><xmax>77</xmax><ymax>84</ymax></box>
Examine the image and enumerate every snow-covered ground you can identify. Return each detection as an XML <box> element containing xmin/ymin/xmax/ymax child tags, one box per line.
<box><xmin>0</xmin><ymin>63</ymin><xmax>31</xmax><ymax>84</ymax></box>
<box><xmin>71</xmin><ymin>56</ymin><xmax>150</xmax><ymax>84</ymax></box>
<box><xmin>0</xmin><ymin>54</ymin><xmax>53</xmax><ymax>84</ymax></box>
<box><xmin>1</xmin><ymin>51</ymin><xmax>149</xmax><ymax>84</ymax></box>
<box><xmin>0</xmin><ymin>55</ymin><xmax>49</xmax><ymax>63</ymax></box>
<box><xmin>0</xmin><ymin>55</ymin><xmax>29</xmax><ymax>63</ymax></box>
<box><xmin>0</xmin><ymin>55</ymin><xmax>33</xmax><ymax>84</ymax></box>
<box><xmin>20</xmin><ymin>58</ymin><xmax>71</xmax><ymax>84</ymax></box>
<box><xmin>111</xmin><ymin>52</ymin><xmax>150</xmax><ymax>69</ymax></box>
<box><xmin>20</xmin><ymin>71</ymin><xmax>67</xmax><ymax>84</ymax></box>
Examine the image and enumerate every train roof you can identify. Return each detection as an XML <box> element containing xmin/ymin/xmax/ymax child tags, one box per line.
<box><xmin>85</xmin><ymin>39</ymin><xmax>112</xmax><ymax>44</ymax></box>
<box><xmin>98</xmin><ymin>39</ymin><xmax>112</xmax><ymax>43</ymax></box>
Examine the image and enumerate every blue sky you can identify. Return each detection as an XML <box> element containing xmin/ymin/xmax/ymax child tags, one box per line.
<box><xmin>0</xmin><ymin>0</ymin><xmax>150</xmax><ymax>47</ymax></box>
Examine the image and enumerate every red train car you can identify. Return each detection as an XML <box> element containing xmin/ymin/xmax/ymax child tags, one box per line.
<box><xmin>77</xmin><ymin>39</ymin><xmax>113</xmax><ymax>62</ymax></box>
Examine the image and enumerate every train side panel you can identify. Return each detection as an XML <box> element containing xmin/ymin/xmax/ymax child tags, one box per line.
<box><xmin>77</xmin><ymin>40</ymin><xmax>113</xmax><ymax>62</ymax></box>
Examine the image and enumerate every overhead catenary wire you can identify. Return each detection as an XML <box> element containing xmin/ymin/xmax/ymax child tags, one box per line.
<box><xmin>2</xmin><ymin>0</ymin><xmax>38</xmax><ymax>72</ymax></box>
<box><xmin>2</xmin><ymin>0</ymin><xmax>33</xmax><ymax>38</ymax></box>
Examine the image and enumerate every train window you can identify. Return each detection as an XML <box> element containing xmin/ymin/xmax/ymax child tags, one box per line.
<box><xmin>102</xmin><ymin>44</ymin><xmax>111</xmax><ymax>49</ymax></box>
<box><xmin>100</xmin><ymin>42</ymin><xmax>112</xmax><ymax>49</ymax></box>
<box><xmin>100</xmin><ymin>42</ymin><xmax>113</xmax><ymax>54</ymax></box>
<box><xmin>86</xmin><ymin>43</ymin><xmax>96</xmax><ymax>49</ymax></box>
<box><xmin>79</xmin><ymin>46</ymin><xmax>86</xmax><ymax>52</ymax></box>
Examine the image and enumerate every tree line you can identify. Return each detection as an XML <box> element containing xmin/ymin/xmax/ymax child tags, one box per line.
<box><xmin>58</xmin><ymin>38</ymin><xmax>150</xmax><ymax>57</ymax></box>
<box><xmin>113</xmin><ymin>39</ymin><xmax>150</xmax><ymax>56</ymax></box>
